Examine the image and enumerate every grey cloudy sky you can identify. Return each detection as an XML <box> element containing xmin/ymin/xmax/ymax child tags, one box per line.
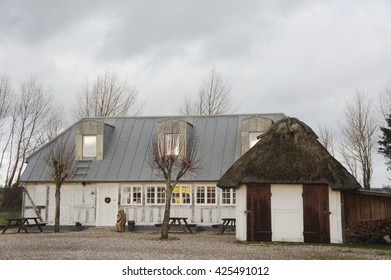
<box><xmin>1</xmin><ymin>0</ymin><xmax>391</xmax><ymax>186</ymax></box>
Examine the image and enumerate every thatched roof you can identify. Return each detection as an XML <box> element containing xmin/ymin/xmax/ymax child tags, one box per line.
<box><xmin>217</xmin><ymin>117</ymin><xmax>361</xmax><ymax>191</ymax></box>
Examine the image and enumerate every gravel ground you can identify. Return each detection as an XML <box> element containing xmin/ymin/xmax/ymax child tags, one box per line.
<box><xmin>1</xmin><ymin>227</ymin><xmax>390</xmax><ymax>260</ymax></box>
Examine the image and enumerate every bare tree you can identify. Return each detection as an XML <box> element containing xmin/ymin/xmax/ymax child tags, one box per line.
<box><xmin>0</xmin><ymin>75</ymin><xmax>13</xmax><ymax>172</ymax></box>
<box><xmin>318</xmin><ymin>124</ymin><xmax>336</xmax><ymax>157</ymax></box>
<box><xmin>178</xmin><ymin>95</ymin><xmax>194</xmax><ymax>116</ymax></box>
<box><xmin>36</xmin><ymin>103</ymin><xmax>67</xmax><ymax>147</ymax></box>
<box><xmin>0</xmin><ymin>75</ymin><xmax>12</xmax><ymax>132</ymax></box>
<box><xmin>0</xmin><ymin>77</ymin><xmax>64</xmax><ymax>188</ymax></box>
<box><xmin>4</xmin><ymin>79</ymin><xmax>52</xmax><ymax>188</ymax></box>
<box><xmin>74</xmin><ymin>68</ymin><xmax>143</xmax><ymax>119</ymax></box>
<box><xmin>46</xmin><ymin>139</ymin><xmax>77</xmax><ymax>232</ymax></box>
<box><xmin>148</xmin><ymin>124</ymin><xmax>201</xmax><ymax>239</ymax></box>
<box><xmin>178</xmin><ymin>68</ymin><xmax>238</xmax><ymax>115</ymax></box>
<box><xmin>340</xmin><ymin>91</ymin><xmax>378</xmax><ymax>189</ymax></box>
<box><xmin>379</xmin><ymin>82</ymin><xmax>391</xmax><ymax>119</ymax></box>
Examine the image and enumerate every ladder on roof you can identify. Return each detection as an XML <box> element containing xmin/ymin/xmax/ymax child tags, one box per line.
<box><xmin>73</xmin><ymin>160</ymin><xmax>91</xmax><ymax>180</ymax></box>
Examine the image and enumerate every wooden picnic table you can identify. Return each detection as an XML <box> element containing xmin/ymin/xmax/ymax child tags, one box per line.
<box><xmin>213</xmin><ymin>218</ymin><xmax>236</xmax><ymax>234</ymax></box>
<box><xmin>155</xmin><ymin>217</ymin><xmax>196</xmax><ymax>233</ymax></box>
<box><xmin>1</xmin><ymin>217</ymin><xmax>47</xmax><ymax>234</ymax></box>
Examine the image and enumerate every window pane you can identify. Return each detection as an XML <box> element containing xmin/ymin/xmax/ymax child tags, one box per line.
<box><xmin>132</xmin><ymin>187</ymin><xmax>142</xmax><ymax>204</ymax></box>
<box><xmin>165</xmin><ymin>133</ymin><xmax>180</xmax><ymax>156</ymax></box>
<box><xmin>157</xmin><ymin>187</ymin><xmax>165</xmax><ymax>204</ymax></box>
<box><xmin>222</xmin><ymin>189</ymin><xmax>236</xmax><ymax>205</ymax></box>
<box><xmin>172</xmin><ymin>186</ymin><xmax>181</xmax><ymax>204</ymax></box>
<box><xmin>122</xmin><ymin>187</ymin><xmax>131</xmax><ymax>205</ymax></box>
<box><xmin>147</xmin><ymin>187</ymin><xmax>155</xmax><ymax>204</ymax></box>
<box><xmin>172</xmin><ymin>186</ymin><xmax>191</xmax><ymax>204</ymax></box>
<box><xmin>83</xmin><ymin>135</ymin><xmax>97</xmax><ymax>157</ymax></box>
<box><xmin>222</xmin><ymin>189</ymin><xmax>230</xmax><ymax>204</ymax></box>
<box><xmin>182</xmin><ymin>186</ymin><xmax>191</xmax><ymax>204</ymax></box>
<box><xmin>207</xmin><ymin>186</ymin><xmax>216</xmax><ymax>204</ymax></box>
<box><xmin>196</xmin><ymin>186</ymin><xmax>205</xmax><ymax>204</ymax></box>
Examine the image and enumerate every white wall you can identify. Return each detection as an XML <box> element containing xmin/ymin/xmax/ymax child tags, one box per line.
<box><xmin>24</xmin><ymin>183</ymin><xmax>97</xmax><ymax>225</ymax></box>
<box><xmin>24</xmin><ymin>182</ymin><xmax>236</xmax><ymax>227</ymax></box>
<box><xmin>24</xmin><ymin>182</ymin><xmax>343</xmax><ymax>242</ymax></box>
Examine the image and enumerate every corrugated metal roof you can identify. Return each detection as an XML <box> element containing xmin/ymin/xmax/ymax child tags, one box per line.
<box><xmin>21</xmin><ymin>113</ymin><xmax>285</xmax><ymax>183</ymax></box>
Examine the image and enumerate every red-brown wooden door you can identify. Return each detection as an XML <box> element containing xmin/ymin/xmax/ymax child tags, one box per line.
<box><xmin>247</xmin><ymin>184</ymin><xmax>272</xmax><ymax>241</ymax></box>
<box><xmin>303</xmin><ymin>184</ymin><xmax>330</xmax><ymax>243</ymax></box>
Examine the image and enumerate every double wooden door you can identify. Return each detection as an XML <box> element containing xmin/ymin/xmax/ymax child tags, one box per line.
<box><xmin>246</xmin><ymin>184</ymin><xmax>330</xmax><ymax>243</ymax></box>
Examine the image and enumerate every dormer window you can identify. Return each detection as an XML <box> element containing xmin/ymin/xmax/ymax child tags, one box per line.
<box><xmin>82</xmin><ymin>135</ymin><xmax>97</xmax><ymax>158</ymax></box>
<box><xmin>164</xmin><ymin>133</ymin><xmax>180</xmax><ymax>156</ymax></box>
<box><xmin>75</xmin><ymin>120</ymin><xmax>115</xmax><ymax>161</ymax></box>
<box><xmin>241</xmin><ymin>116</ymin><xmax>273</xmax><ymax>154</ymax></box>
<box><xmin>158</xmin><ymin>119</ymin><xmax>194</xmax><ymax>158</ymax></box>
<box><xmin>249</xmin><ymin>132</ymin><xmax>261</xmax><ymax>148</ymax></box>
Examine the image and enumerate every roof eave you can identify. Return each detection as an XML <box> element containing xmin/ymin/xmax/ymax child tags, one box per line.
<box><xmin>217</xmin><ymin>177</ymin><xmax>361</xmax><ymax>191</ymax></box>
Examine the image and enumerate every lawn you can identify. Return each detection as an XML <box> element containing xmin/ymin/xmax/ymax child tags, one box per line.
<box><xmin>0</xmin><ymin>211</ymin><xmax>21</xmax><ymax>225</ymax></box>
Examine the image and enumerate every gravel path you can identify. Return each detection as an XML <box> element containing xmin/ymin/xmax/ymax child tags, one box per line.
<box><xmin>1</xmin><ymin>227</ymin><xmax>390</xmax><ymax>260</ymax></box>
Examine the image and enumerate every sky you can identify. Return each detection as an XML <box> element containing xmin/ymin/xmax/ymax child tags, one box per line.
<box><xmin>1</xmin><ymin>0</ymin><xmax>391</xmax><ymax>187</ymax></box>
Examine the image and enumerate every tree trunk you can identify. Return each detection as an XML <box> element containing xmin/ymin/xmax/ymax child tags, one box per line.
<box><xmin>54</xmin><ymin>183</ymin><xmax>61</xmax><ymax>233</ymax></box>
<box><xmin>160</xmin><ymin>187</ymin><xmax>173</xmax><ymax>240</ymax></box>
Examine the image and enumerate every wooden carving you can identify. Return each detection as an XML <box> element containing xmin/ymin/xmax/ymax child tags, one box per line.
<box><xmin>116</xmin><ymin>208</ymin><xmax>126</xmax><ymax>232</ymax></box>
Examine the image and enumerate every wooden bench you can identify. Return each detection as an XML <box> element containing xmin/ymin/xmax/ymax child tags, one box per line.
<box><xmin>154</xmin><ymin>217</ymin><xmax>196</xmax><ymax>233</ymax></box>
<box><xmin>1</xmin><ymin>218</ymin><xmax>47</xmax><ymax>234</ymax></box>
<box><xmin>25</xmin><ymin>222</ymin><xmax>48</xmax><ymax>228</ymax></box>
<box><xmin>213</xmin><ymin>218</ymin><xmax>236</xmax><ymax>234</ymax></box>
<box><xmin>155</xmin><ymin>223</ymin><xmax>197</xmax><ymax>228</ymax></box>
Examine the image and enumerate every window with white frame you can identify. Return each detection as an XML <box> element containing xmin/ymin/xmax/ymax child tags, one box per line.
<box><xmin>196</xmin><ymin>185</ymin><xmax>216</xmax><ymax>204</ymax></box>
<box><xmin>221</xmin><ymin>189</ymin><xmax>236</xmax><ymax>205</ymax></box>
<box><xmin>249</xmin><ymin>132</ymin><xmax>261</xmax><ymax>148</ymax></box>
<box><xmin>146</xmin><ymin>186</ymin><xmax>166</xmax><ymax>204</ymax></box>
<box><xmin>164</xmin><ymin>133</ymin><xmax>180</xmax><ymax>156</ymax></box>
<box><xmin>121</xmin><ymin>186</ymin><xmax>142</xmax><ymax>205</ymax></box>
<box><xmin>172</xmin><ymin>186</ymin><xmax>191</xmax><ymax>204</ymax></box>
<box><xmin>82</xmin><ymin>135</ymin><xmax>97</xmax><ymax>158</ymax></box>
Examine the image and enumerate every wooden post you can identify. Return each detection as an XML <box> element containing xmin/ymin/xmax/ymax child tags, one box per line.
<box><xmin>22</xmin><ymin>185</ymin><xmax>44</xmax><ymax>222</ymax></box>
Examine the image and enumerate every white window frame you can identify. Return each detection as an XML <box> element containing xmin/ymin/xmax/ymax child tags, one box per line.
<box><xmin>221</xmin><ymin>189</ymin><xmax>236</xmax><ymax>205</ymax></box>
<box><xmin>146</xmin><ymin>186</ymin><xmax>166</xmax><ymax>205</ymax></box>
<box><xmin>82</xmin><ymin>135</ymin><xmax>97</xmax><ymax>158</ymax></box>
<box><xmin>196</xmin><ymin>185</ymin><xmax>216</xmax><ymax>205</ymax></box>
<box><xmin>121</xmin><ymin>186</ymin><xmax>142</xmax><ymax>205</ymax></box>
<box><xmin>171</xmin><ymin>185</ymin><xmax>191</xmax><ymax>205</ymax></box>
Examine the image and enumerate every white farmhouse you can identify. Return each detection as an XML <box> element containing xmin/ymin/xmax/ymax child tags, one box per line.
<box><xmin>21</xmin><ymin>114</ymin><xmax>284</xmax><ymax>227</ymax></box>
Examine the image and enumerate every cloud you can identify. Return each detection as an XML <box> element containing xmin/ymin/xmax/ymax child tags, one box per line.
<box><xmin>1</xmin><ymin>0</ymin><xmax>391</xmax><ymax>186</ymax></box>
<box><xmin>96</xmin><ymin>1</ymin><xmax>311</xmax><ymax>63</ymax></box>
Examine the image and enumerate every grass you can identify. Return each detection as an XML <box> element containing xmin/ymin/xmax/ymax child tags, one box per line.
<box><xmin>240</xmin><ymin>240</ymin><xmax>391</xmax><ymax>251</ymax></box>
<box><xmin>338</xmin><ymin>243</ymin><xmax>391</xmax><ymax>251</ymax></box>
<box><xmin>0</xmin><ymin>211</ymin><xmax>21</xmax><ymax>225</ymax></box>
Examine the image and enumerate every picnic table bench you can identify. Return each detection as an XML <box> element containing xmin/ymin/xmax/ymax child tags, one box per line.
<box><xmin>1</xmin><ymin>217</ymin><xmax>47</xmax><ymax>234</ymax></box>
<box><xmin>212</xmin><ymin>218</ymin><xmax>236</xmax><ymax>234</ymax></box>
<box><xmin>154</xmin><ymin>217</ymin><xmax>196</xmax><ymax>233</ymax></box>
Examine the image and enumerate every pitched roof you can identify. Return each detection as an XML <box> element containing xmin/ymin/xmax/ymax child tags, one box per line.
<box><xmin>217</xmin><ymin>117</ymin><xmax>361</xmax><ymax>191</ymax></box>
<box><xmin>21</xmin><ymin>113</ymin><xmax>285</xmax><ymax>183</ymax></box>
